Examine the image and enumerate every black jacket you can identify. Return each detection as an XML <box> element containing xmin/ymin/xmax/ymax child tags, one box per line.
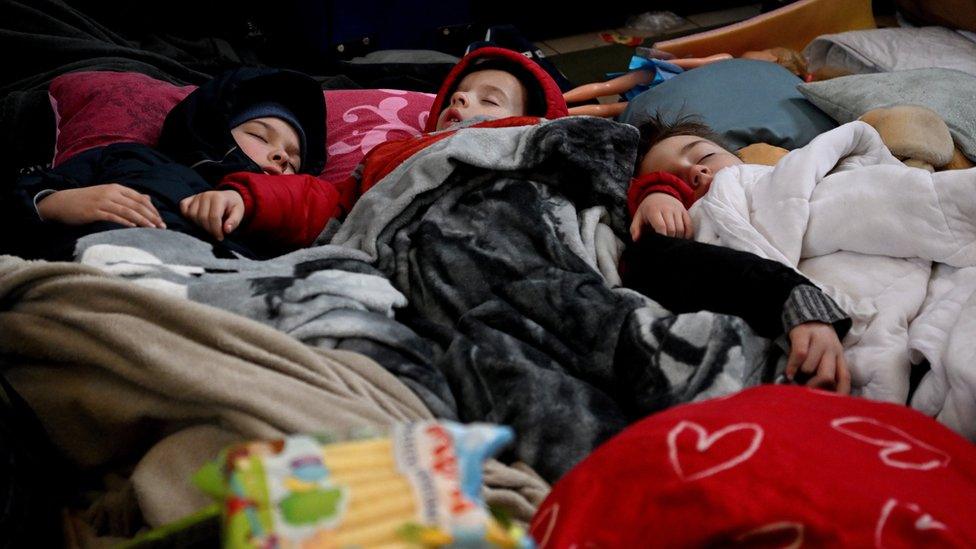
<box><xmin>622</xmin><ymin>232</ymin><xmax>852</xmax><ymax>340</ymax></box>
<box><xmin>5</xmin><ymin>68</ymin><xmax>326</xmax><ymax>260</ymax></box>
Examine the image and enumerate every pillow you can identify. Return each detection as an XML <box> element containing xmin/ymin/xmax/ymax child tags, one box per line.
<box><xmin>529</xmin><ymin>385</ymin><xmax>976</xmax><ymax>548</ymax></box>
<box><xmin>49</xmin><ymin>72</ymin><xmax>194</xmax><ymax>166</ymax></box>
<box><xmin>803</xmin><ymin>27</ymin><xmax>976</xmax><ymax>78</ymax></box>
<box><xmin>798</xmin><ymin>68</ymin><xmax>976</xmax><ymax>162</ymax></box>
<box><xmin>323</xmin><ymin>88</ymin><xmax>433</xmax><ymax>182</ymax></box>
<box><xmin>619</xmin><ymin>59</ymin><xmax>837</xmax><ymax>151</ymax></box>
<box><xmin>47</xmin><ymin>71</ymin><xmax>435</xmax><ymax>181</ymax></box>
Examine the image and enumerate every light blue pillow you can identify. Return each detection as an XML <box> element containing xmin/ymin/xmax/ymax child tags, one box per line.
<box><xmin>620</xmin><ymin>59</ymin><xmax>837</xmax><ymax>150</ymax></box>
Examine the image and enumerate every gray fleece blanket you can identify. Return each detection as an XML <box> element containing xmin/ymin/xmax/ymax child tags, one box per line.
<box><xmin>78</xmin><ymin>116</ymin><xmax>774</xmax><ymax>481</ymax></box>
<box><xmin>75</xmin><ymin>230</ymin><xmax>455</xmax><ymax>418</ymax></box>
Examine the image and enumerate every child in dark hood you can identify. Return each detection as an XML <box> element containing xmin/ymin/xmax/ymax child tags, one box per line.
<box><xmin>10</xmin><ymin>68</ymin><xmax>327</xmax><ymax>260</ymax></box>
<box><xmin>212</xmin><ymin>47</ymin><xmax>569</xmax><ymax>251</ymax></box>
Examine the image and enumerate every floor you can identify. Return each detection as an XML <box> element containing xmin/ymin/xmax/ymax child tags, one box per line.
<box><xmin>536</xmin><ymin>4</ymin><xmax>764</xmax><ymax>98</ymax></box>
<box><xmin>536</xmin><ymin>4</ymin><xmax>763</xmax><ymax>57</ymax></box>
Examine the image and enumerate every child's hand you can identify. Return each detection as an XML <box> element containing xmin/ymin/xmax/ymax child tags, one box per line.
<box><xmin>630</xmin><ymin>193</ymin><xmax>693</xmax><ymax>241</ymax></box>
<box><xmin>786</xmin><ymin>321</ymin><xmax>851</xmax><ymax>395</ymax></box>
<box><xmin>37</xmin><ymin>184</ymin><xmax>165</xmax><ymax>228</ymax></box>
<box><xmin>180</xmin><ymin>190</ymin><xmax>244</xmax><ymax>241</ymax></box>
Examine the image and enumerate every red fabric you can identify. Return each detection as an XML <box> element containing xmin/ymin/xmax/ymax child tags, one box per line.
<box><xmin>530</xmin><ymin>385</ymin><xmax>976</xmax><ymax>548</ymax></box>
<box><xmin>49</xmin><ymin>72</ymin><xmax>194</xmax><ymax>166</ymax></box>
<box><xmin>424</xmin><ymin>46</ymin><xmax>568</xmax><ymax>133</ymax></box>
<box><xmin>218</xmin><ymin>172</ymin><xmax>356</xmax><ymax>249</ymax></box>
<box><xmin>228</xmin><ymin>116</ymin><xmax>542</xmax><ymax>246</ymax></box>
<box><xmin>627</xmin><ymin>171</ymin><xmax>697</xmax><ymax>217</ymax></box>
<box><xmin>47</xmin><ymin>72</ymin><xmax>434</xmax><ymax>182</ymax></box>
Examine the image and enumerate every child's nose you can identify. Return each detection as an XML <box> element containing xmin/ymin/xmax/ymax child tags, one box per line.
<box><xmin>268</xmin><ymin>149</ymin><xmax>289</xmax><ymax>173</ymax></box>
<box><xmin>690</xmin><ymin>165</ymin><xmax>711</xmax><ymax>187</ymax></box>
<box><xmin>451</xmin><ymin>92</ymin><xmax>468</xmax><ymax>107</ymax></box>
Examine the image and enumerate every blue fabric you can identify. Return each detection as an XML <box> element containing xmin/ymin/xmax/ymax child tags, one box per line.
<box><xmin>606</xmin><ymin>57</ymin><xmax>684</xmax><ymax>101</ymax></box>
<box><xmin>620</xmin><ymin>59</ymin><xmax>837</xmax><ymax>150</ymax></box>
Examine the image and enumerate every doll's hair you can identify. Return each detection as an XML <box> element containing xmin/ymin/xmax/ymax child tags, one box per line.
<box><xmin>634</xmin><ymin>112</ymin><xmax>728</xmax><ymax>175</ymax></box>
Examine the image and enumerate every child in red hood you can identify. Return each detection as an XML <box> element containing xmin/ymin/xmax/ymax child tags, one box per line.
<box><xmin>187</xmin><ymin>47</ymin><xmax>569</xmax><ymax>252</ymax></box>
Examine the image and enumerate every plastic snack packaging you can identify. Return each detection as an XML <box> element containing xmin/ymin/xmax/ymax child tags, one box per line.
<box><xmin>194</xmin><ymin>421</ymin><xmax>534</xmax><ymax>549</ymax></box>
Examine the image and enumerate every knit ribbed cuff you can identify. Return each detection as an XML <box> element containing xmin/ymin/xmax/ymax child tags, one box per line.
<box><xmin>782</xmin><ymin>284</ymin><xmax>851</xmax><ymax>337</ymax></box>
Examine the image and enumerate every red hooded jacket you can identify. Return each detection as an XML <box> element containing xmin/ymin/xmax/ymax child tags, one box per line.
<box><xmin>218</xmin><ymin>47</ymin><xmax>569</xmax><ymax>251</ymax></box>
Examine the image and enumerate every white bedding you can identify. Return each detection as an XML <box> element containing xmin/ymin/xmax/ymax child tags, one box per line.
<box><xmin>690</xmin><ymin>121</ymin><xmax>976</xmax><ymax>440</ymax></box>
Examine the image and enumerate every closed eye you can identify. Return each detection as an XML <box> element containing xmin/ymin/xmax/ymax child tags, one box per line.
<box><xmin>248</xmin><ymin>132</ymin><xmax>268</xmax><ymax>143</ymax></box>
<box><xmin>483</xmin><ymin>99</ymin><xmax>500</xmax><ymax>106</ymax></box>
<box><xmin>699</xmin><ymin>152</ymin><xmax>715</xmax><ymax>162</ymax></box>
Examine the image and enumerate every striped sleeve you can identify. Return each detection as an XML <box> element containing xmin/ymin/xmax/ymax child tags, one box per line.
<box><xmin>781</xmin><ymin>284</ymin><xmax>852</xmax><ymax>338</ymax></box>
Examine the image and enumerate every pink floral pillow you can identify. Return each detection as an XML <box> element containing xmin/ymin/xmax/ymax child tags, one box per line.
<box><xmin>47</xmin><ymin>71</ymin><xmax>434</xmax><ymax>182</ymax></box>
<box><xmin>322</xmin><ymin>89</ymin><xmax>434</xmax><ymax>182</ymax></box>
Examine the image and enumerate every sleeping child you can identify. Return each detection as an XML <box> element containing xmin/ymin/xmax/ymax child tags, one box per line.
<box><xmin>191</xmin><ymin>46</ymin><xmax>570</xmax><ymax>251</ymax></box>
<box><xmin>620</xmin><ymin>119</ymin><xmax>850</xmax><ymax>391</ymax></box>
<box><xmin>626</xmin><ymin>112</ymin><xmax>976</xmax><ymax>424</ymax></box>
<box><xmin>627</xmin><ymin>113</ymin><xmax>739</xmax><ymax>241</ymax></box>
<box><xmin>8</xmin><ymin>67</ymin><xmax>328</xmax><ymax>260</ymax></box>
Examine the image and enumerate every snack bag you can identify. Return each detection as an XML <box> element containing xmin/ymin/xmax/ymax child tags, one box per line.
<box><xmin>195</xmin><ymin>421</ymin><xmax>533</xmax><ymax>549</ymax></box>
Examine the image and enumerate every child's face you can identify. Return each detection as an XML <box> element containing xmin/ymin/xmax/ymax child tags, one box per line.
<box><xmin>435</xmin><ymin>69</ymin><xmax>528</xmax><ymax>131</ymax></box>
<box><xmin>639</xmin><ymin>135</ymin><xmax>742</xmax><ymax>200</ymax></box>
<box><xmin>231</xmin><ymin>116</ymin><xmax>302</xmax><ymax>175</ymax></box>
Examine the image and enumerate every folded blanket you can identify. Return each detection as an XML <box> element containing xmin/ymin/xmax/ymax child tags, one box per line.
<box><xmin>0</xmin><ymin>256</ymin><xmax>548</xmax><ymax>535</ymax></box>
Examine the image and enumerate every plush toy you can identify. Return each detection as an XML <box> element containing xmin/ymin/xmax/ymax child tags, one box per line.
<box><xmin>945</xmin><ymin>146</ymin><xmax>976</xmax><ymax>170</ymax></box>
<box><xmin>858</xmin><ymin>105</ymin><xmax>954</xmax><ymax>172</ymax></box>
<box><xmin>736</xmin><ymin>142</ymin><xmax>790</xmax><ymax>166</ymax></box>
<box><xmin>740</xmin><ymin>47</ymin><xmax>808</xmax><ymax>77</ymax></box>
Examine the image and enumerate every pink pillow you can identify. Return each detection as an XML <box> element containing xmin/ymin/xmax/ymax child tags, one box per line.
<box><xmin>47</xmin><ymin>71</ymin><xmax>434</xmax><ymax>182</ymax></box>
<box><xmin>323</xmin><ymin>89</ymin><xmax>434</xmax><ymax>182</ymax></box>
<box><xmin>530</xmin><ymin>385</ymin><xmax>976</xmax><ymax>548</ymax></box>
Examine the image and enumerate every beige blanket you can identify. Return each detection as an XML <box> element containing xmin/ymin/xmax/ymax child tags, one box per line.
<box><xmin>0</xmin><ymin>256</ymin><xmax>548</xmax><ymax>538</ymax></box>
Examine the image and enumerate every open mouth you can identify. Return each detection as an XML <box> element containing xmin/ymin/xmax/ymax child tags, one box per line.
<box><xmin>445</xmin><ymin>108</ymin><xmax>462</xmax><ymax>125</ymax></box>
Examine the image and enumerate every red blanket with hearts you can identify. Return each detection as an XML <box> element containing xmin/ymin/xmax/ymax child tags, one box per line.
<box><xmin>530</xmin><ymin>385</ymin><xmax>976</xmax><ymax>547</ymax></box>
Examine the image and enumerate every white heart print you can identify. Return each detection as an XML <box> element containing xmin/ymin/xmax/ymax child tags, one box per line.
<box><xmin>668</xmin><ymin>420</ymin><xmax>764</xmax><ymax>481</ymax></box>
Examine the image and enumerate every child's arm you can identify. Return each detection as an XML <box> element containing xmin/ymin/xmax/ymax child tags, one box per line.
<box><xmin>620</xmin><ymin>232</ymin><xmax>852</xmax><ymax>393</ymax></box>
<box><xmin>13</xmin><ymin>150</ymin><xmax>164</xmax><ymax>229</ymax></box>
<box><xmin>628</xmin><ymin>172</ymin><xmax>697</xmax><ymax>240</ymax></box>
<box><xmin>180</xmin><ymin>172</ymin><xmax>359</xmax><ymax>248</ymax></box>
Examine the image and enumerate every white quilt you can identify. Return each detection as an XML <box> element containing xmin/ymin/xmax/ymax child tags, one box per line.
<box><xmin>690</xmin><ymin>121</ymin><xmax>976</xmax><ymax>440</ymax></box>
